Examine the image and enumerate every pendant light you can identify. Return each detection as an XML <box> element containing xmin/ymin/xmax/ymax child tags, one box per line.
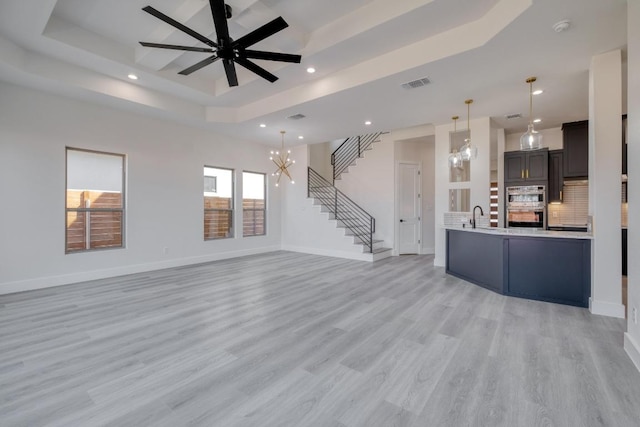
<box><xmin>520</xmin><ymin>77</ymin><xmax>543</xmax><ymax>150</ymax></box>
<box><xmin>269</xmin><ymin>130</ymin><xmax>295</xmax><ymax>187</ymax></box>
<box><xmin>448</xmin><ymin>116</ymin><xmax>463</xmax><ymax>168</ymax></box>
<box><xmin>460</xmin><ymin>99</ymin><xmax>477</xmax><ymax>161</ymax></box>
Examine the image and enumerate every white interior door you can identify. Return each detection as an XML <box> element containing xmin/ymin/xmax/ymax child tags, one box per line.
<box><xmin>398</xmin><ymin>162</ymin><xmax>421</xmax><ymax>254</ymax></box>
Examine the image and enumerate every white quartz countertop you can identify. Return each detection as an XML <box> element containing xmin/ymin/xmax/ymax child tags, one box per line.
<box><xmin>444</xmin><ymin>226</ymin><xmax>593</xmax><ymax>240</ymax></box>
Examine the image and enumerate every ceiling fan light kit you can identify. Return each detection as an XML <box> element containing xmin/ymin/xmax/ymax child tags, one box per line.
<box><xmin>139</xmin><ymin>0</ymin><xmax>302</xmax><ymax>87</ymax></box>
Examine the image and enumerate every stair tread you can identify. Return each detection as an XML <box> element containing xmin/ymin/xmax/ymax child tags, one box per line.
<box><xmin>372</xmin><ymin>247</ymin><xmax>392</xmax><ymax>254</ymax></box>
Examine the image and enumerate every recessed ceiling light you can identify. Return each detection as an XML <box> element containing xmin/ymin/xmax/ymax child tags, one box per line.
<box><xmin>532</xmin><ymin>89</ymin><xmax>543</xmax><ymax>95</ymax></box>
<box><xmin>298</xmin><ymin>136</ymin><xmax>304</xmax><ymax>140</ymax></box>
<box><xmin>365</xmin><ymin>121</ymin><xmax>372</xmax><ymax>125</ymax></box>
<box><xmin>533</xmin><ymin>118</ymin><xmax>542</xmax><ymax>123</ymax></box>
<box><xmin>306</xmin><ymin>67</ymin><xmax>316</xmax><ymax>74</ymax></box>
<box><xmin>127</xmin><ymin>74</ymin><xmax>138</xmax><ymax>80</ymax></box>
<box><xmin>260</xmin><ymin>123</ymin><xmax>266</xmax><ymax>128</ymax></box>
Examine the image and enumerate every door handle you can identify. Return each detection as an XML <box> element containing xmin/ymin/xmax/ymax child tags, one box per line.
<box><xmin>400</xmin><ymin>219</ymin><xmax>404</xmax><ymax>222</ymax></box>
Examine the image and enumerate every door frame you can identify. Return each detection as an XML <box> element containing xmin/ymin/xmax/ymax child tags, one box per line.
<box><xmin>395</xmin><ymin>161</ymin><xmax>422</xmax><ymax>255</ymax></box>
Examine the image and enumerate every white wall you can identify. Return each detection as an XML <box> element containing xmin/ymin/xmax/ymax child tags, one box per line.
<box><xmin>625</xmin><ymin>1</ymin><xmax>640</xmax><ymax>372</ymax></box>
<box><xmin>0</xmin><ymin>83</ymin><xmax>281</xmax><ymax>294</ymax></box>
<box><xmin>394</xmin><ymin>136</ymin><xmax>436</xmax><ymax>254</ymax></box>
<box><xmin>588</xmin><ymin>49</ymin><xmax>624</xmax><ymax>318</ymax></box>
<box><xmin>308</xmin><ymin>142</ymin><xmax>332</xmax><ymax>182</ymax></box>
<box><xmin>505</xmin><ymin>127</ymin><xmax>563</xmax><ymax>152</ymax></box>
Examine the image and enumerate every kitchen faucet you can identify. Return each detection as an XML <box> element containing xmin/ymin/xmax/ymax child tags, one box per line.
<box><xmin>472</xmin><ymin>205</ymin><xmax>484</xmax><ymax>229</ymax></box>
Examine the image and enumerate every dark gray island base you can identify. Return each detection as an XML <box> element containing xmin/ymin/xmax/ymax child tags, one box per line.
<box><xmin>446</xmin><ymin>228</ymin><xmax>591</xmax><ymax>308</ymax></box>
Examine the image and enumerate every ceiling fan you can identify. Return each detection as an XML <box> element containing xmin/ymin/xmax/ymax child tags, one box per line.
<box><xmin>139</xmin><ymin>0</ymin><xmax>302</xmax><ymax>87</ymax></box>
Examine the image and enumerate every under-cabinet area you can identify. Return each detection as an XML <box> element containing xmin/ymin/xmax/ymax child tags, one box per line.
<box><xmin>446</xmin><ymin>228</ymin><xmax>591</xmax><ymax>307</ymax></box>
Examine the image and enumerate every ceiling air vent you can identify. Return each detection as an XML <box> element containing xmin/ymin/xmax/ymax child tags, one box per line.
<box><xmin>505</xmin><ymin>113</ymin><xmax>523</xmax><ymax>120</ymax></box>
<box><xmin>287</xmin><ymin>113</ymin><xmax>306</xmax><ymax>120</ymax></box>
<box><xmin>401</xmin><ymin>77</ymin><xmax>431</xmax><ymax>90</ymax></box>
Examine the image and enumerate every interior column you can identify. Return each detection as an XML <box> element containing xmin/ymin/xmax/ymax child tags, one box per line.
<box><xmin>588</xmin><ymin>49</ymin><xmax>624</xmax><ymax>318</ymax></box>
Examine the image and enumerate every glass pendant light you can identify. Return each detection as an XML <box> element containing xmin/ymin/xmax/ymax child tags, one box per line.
<box><xmin>448</xmin><ymin>115</ymin><xmax>463</xmax><ymax>168</ymax></box>
<box><xmin>460</xmin><ymin>99</ymin><xmax>477</xmax><ymax>161</ymax></box>
<box><xmin>448</xmin><ymin>149</ymin><xmax>463</xmax><ymax>169</ymax></box>
<box><xmin>520</xmin><ymin>77</ymin><xmax>543</xmax><ymax>150</ymax></box>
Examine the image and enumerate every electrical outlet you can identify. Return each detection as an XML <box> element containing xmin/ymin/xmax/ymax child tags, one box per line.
<box><xmin>633</xmin><ymin>307</ymin><xmax>638</xmax><ymax>325</ymax></box>
<box><xmin>552</xmin><ymin>211</ymin><xmax>558</xmax><ymax>218</ymax></box>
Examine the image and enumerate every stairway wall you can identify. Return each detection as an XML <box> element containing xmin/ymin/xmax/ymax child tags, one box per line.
<box><xmin>280</xmin><ymin>145</ymin><xmax>372</xmax><ymax>260</ymax></box>
<box><xmin>333</xmin><ymin>133</ymin><xmax>395</xmax><ymax>249</ymax></box>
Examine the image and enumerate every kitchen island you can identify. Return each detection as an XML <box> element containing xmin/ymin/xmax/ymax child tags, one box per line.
<box><xmin>446</xmin><ymin>227</ymin><xmax>592</xmax><ymax>307</ymax></box>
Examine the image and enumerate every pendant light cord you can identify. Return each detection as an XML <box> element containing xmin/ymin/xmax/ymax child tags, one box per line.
<box><xmin>529</xmin><ymin>80</ymin><xmax>533</xmax><ymax>126</ymax></box>
<box><xmin>464</xmin><ymin>99</ymin><xmax>473</xmax><ymax>140</ymax></box>
<box><xmin>526</xmin><ymin>77</ymin><xmax>537</xmax><ymax>127</ymax></box>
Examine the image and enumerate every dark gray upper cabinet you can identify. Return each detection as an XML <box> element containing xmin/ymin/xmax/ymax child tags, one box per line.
<box><xmin>548</xmin><ymin>150</ymin><xmax>563</xmax><ymax>203</ymax></box>
<box><xmin>504</xmin><ymin>149</ymin><xmax>549</xmax><ymax>183</ymax></box>
<box><xmin>562</xmin><ymin>120</ymin><xmax>589</xmax><ymax>178</ymax></box>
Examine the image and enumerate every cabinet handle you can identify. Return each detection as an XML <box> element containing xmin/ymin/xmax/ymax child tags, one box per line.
<box><xmin>560</xmin><ymin>190</ymin><xmax>563</xmax><ymax>202</ymax></box>
<box><xmin>521</xmin><ymin>170</ymin><xmax>524</xmax><ymax>179</ymax></box>
<box><xmin>526</xmin><ymin>169</ymin><xmax>529</xmax><ymax>179</ymax></box>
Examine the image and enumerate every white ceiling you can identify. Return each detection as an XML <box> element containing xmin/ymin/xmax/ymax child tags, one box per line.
<box><xmin>0</xmin><ymin>0</ymin><xmax>628</xmax><ymax>146</ymax></box>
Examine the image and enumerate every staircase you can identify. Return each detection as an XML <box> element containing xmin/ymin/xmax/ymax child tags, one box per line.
<box><xmin>308</xmin><ymin>167</ymin><xmax>392</xmax><ymax>261</ymax></box>
<box><xmin>331</xmin><ymin>132</ymin><xmax>384</xmax><ymax>182</ymax></box>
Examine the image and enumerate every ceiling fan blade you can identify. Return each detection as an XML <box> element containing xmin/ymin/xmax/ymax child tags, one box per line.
<box><xmin>223</xmin><ymin>59</ymin><xmax>239</xmax><ymax>86</ymax></box>
<box><xmin>139</xmin><ymin>42</ymin><xmax>214</xmax><ymax>53</ymax></box>
<box><xmin>232</xmin><ymin>17</ymin><xmax>288</xmax><ymax>49</ymax></box>
<box><xmin>235</xmin><ymin>57</ymin><xmax>278</xmax><ymax>83</ymax></box>
<box><xmin>142</xmin><ymin>6</ymin><xmax>217</xmax><ymax>48</ymax></box>
<box><xmin>178</xmin><ymin>55</ymin><xmax>220</xmax><ymax>75</ymax></box>
<box><xmin>209</xmin><ymin>0</ymin><xmax>231</xmax><ymax>43</ymax></box>
<box><xmin>243</xmin><ymin>50</ymin><xmax>301</xmax><ymax>63</ymax></box>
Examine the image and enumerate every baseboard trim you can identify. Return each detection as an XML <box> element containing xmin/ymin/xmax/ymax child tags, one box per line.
<box><xmin>421</xmin><ymin>246</ymin><xmax>435</xmax><ymax>255</ymax></box>
<box><xmin>589</xmin><ymin>297</ymin><xmax>626</xmax><ymax>318</ymax></box>
<box><xmin>0</xmin><ymin>246</ymin><xmax>280</xmax><ymax>295</ymax></box>
<box><xmin>624</xmin><ymin>333</ymin><xmax>640</xmax><ymax>373</ymax></box>
<box><xmin>282</xmin><ymin>244</ymin><xmax>373</xmax><ymax>262</ymax></box>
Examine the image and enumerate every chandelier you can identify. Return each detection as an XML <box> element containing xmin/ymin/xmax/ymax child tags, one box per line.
<box><xmin>270</xmin><ymin>130</ymin><xmax>295</xmax><ymax>186</ymax></box>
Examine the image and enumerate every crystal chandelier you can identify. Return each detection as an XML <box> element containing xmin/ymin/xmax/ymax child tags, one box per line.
<box><xmin>270</xmin><ymin>130</ymin><xmax>295</xmax><ymax>187</ymax></box>
<box><xmin>460</xmin><ymin>99</ymin><xmax>477</xmax><ymax>161</ymax></box>
<box><xmin>520</xmin><ymin>77</ymin><xmax>543</xmax><ymax>150</ymax></box>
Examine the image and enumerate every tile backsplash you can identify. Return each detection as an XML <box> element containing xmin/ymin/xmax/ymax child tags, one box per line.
<box><xmin>443</xmin><ymin>212</ymin><xmax>490</xmax><ymax>228</ymax></box>
<box><xmin>547</xmin><ymin>182</ymin><xmax>588</xmax><ymax>226</ymax></box>
<box><xmin>547</xmin><ymin>181</ymin><xmax>627</xmax><ymax>227</ymax></box>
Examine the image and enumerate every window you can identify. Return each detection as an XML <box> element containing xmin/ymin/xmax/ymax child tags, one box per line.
<box><xmin>66</xmin><ymin>148</ymin><xmax>125</xmax><ymax>252</ymax></box>
<box><xmin>242</xmin><ymin>171</ymin><xmax>266</xmax><ymax>236</ymax></box>
<box><xmin>204</xmin><ymin>166</ymin><xmax>233</xmax><ymax>239</ymax></box>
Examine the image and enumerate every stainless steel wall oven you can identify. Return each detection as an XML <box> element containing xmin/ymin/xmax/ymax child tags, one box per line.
<box><xmin>506</xmin><ymin>185</ymin><xmax>546</xmax><ymax>229</ymax></box>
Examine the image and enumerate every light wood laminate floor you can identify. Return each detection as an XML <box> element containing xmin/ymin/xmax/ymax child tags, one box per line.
<box><xmin>1</xmin><ymin>251</ymin><xmax>639</xmax><ymax>427</ymax></box>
